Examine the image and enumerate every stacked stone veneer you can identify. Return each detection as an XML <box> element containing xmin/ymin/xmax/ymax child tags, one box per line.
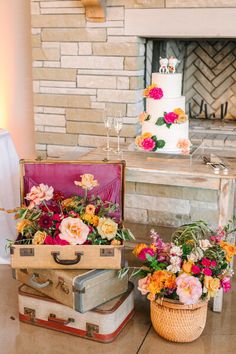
<box><xmin>31</xmin><ymin>0</ymin><xmax>235</xmax><ymax>227</ymax></box>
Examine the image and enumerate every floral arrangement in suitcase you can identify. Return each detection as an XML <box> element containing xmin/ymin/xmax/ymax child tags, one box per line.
<box><xmin>14</xmin><ymin>173</ymin><xmax>134</xmax><ymax>246</ymax></box>
<box><xmin>119</xmin><ymin>220</ymin><xmax>236</xmax><ymax>305</ymax></box>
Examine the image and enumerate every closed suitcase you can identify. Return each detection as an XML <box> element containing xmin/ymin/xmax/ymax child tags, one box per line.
<box><xmin>14</xmin><ymin>268</ymin><xmax>128</xmax><ymax>313</ymax></box>
<box><xmin>18</xmin><ymin>282</ymin><xmax>135</xmax><ymax>343</ymax></box>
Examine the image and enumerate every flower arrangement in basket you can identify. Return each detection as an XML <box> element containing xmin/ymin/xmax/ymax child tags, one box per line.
<box><xmin>10</xmin><ymin>173</ymin><xmax>134</xmax><ymax>247</ymax></box>
<box><xmin>119</xmin><ymin>220</ymin><xmax>236</xmax><ymax>342</ymax></box>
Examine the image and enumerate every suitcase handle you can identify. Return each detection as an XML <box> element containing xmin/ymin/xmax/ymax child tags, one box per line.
<box><xmin>48</xmin><ymin>314</ymin><xmax>74</xmax><ymax>326</ymax></box>
<box><xmin>51</xmin><ymin>251</ymin><xmax>83</xmax><ymax>265</ymax></box>
<box><xmin>30</xmin><ymin>274</ymin><xmax>51</xmax><ymax>289</ymax></box>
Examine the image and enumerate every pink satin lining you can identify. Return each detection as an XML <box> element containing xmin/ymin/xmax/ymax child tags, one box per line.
<box><xmin>23</xmin><ymin>162</ymin><xmax>123</xmax><ymax>221</ymax></box>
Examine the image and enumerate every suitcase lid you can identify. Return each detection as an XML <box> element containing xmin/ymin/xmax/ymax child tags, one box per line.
<box><xmin>73</xmin><ymin>269</ymin><xmax>118</xmax><ymax>291</ymax></box>
<box><xmin>20</xmin><ymin>159</ymin><xmax>125</xmax><ymax>222</ymax></box>
<box><xmin>18</xmin><ymin>282</ymin><xmax>134</xmax><ymax>314</ymax></box>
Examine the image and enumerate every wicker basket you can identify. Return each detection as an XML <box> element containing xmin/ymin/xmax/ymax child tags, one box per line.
<box><xmin>150</xmin><ymin>298</ymin><xmax>208</xmax><ymax>343</ymax></box>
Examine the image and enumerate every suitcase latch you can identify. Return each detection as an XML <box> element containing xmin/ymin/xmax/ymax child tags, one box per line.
<box><xmin>72</xmin><ymin>286</ymin><xmax>85</xmax><ymax>294</ymax></box>
<box><xmin>86</xmin><ymin>323</ymin><xmax>99</xmax><ymax>338</ymax></box>
<box><xmin>20</xmin><ymin>248</ymin><xmax>34</xmax><ymax>257</ymax></box>
<box><xmin>24</xmin><ymin>307</ymin><xmax>36</xmax><ymax>322</ymax></box>
<box><xmin>100</xmin><ymin>248</ymin><xmax>114</xmax><ymax>257</ymax></box>
<box><xmin>56</xmin><ymin>277</ymin><xmax>70</xmax><ymax>295</ymax></box>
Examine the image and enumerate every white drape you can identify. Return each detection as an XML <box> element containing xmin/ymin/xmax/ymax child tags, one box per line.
<box><xmin>0</xmin><ymin>130</ymin><xmax>20</xmax><ymax>263</ymax></box>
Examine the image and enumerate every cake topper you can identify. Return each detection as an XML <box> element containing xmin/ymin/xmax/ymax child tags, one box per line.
<box><xmin>159</xmin><ymin>56</ymin><xmax>180</xmax><ymax>74</ymax></box>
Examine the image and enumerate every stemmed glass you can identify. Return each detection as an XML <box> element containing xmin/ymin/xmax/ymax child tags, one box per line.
<box><xmin>114</xmin><ymin>112</ymin><xmax>123</xmax><ymax>154</ymax></box>
<box><xmin>103</xmin><ymin>112</ymin><xmax>113</xmax><ymax>152</ymax></box>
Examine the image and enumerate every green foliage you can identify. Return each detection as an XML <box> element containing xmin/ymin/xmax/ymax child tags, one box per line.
<box><xmin>171</xmin><ymin>221</ymin><xmax>212</xmax><ymax>246</ymax></box>
<box><xmin>155</xmin><ymin>117</ymin><xmax>165</xmax><ymax>126</ymax></box>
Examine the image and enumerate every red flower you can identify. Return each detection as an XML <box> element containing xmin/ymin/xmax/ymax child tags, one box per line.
<box><xmin>164</xmin><ymin>112</ymin><xmax>178</xmax><ymax>124</ymax></box>
<box><xmin>201</xmin><ymin>258</ymin><xmax>211</xmax><ymax>267</ymax></box>
<box><xmin>138</xmin><ymin>248</ymin><xmax>155</xmax><ymax>261</ymax></box>
<box><xmin>39</xmin><ymin>214</ymin><xmax>53</xmax><ymax>229</ymax></box>
<box><xmin>52</xmin><ymin>214</ymin><xmax>62</xmax><ymax>222</ymax></box>
<box><xmin>149</xmin><ymin>87</ymin><xmax>163</xmax><ymax>100</ymax></box>
<box><xmin>211</xmin><ymin>260</ymin><xmax>217</xmax><ymax>267</ymax></box>
<box><xmin>44</xmin><ymin>235</ymin><xmax>69</xmax><ymax>245</ymax></box>
<box><xmin>192</xmin><ymin>265</ymin><xmax>201</xmax><ymax>274</ymax></box>
<box><xmin>203</xmin><ymin>268</ymin><xmax>212</xmax><ymax>276</ymax></box>
<box><xmin>53</xmin><ymin>191</ymin><xmax>65</xmax><ymax>202</ymax></box>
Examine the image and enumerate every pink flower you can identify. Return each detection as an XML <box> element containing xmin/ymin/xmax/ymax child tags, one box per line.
<box><xmin>44</xmin><ymin>235</ymin><xmax>69</xmax><ymax>246</ymax></box>
<box><xmin>201</xmin><ymin>258</ymin><xmax>211</xmax><ymax>267</ymax></box>
<box><xmin>203</xmin><ymin>268</ymin><xmax>212</xmax><ymax>276</ymax></box>
<box><xmin>221</xmin><ymin>277</ymin><xmax>231</xmax><ymax>293</ymax></box>
<box><xmin>164</xmin><ymin>112</ymin><xmax>178</xmax><ymax>124</ymax></box>
<box><xmin>138</xmin><ymin>247</ymin><xmax>155</xmax><ymax>261</ymax></box>
<box><xmin>192</xmin><ymin>265</ymin><xmax>201</xmax><ymax>274</ymax></box>
<box><xmin>141</xmin><ymin>138</ymin><xmax>155</xmax><ymax>151</ymax></box>
<box><xmin>149</xmin><ymin>87</ymin><xmax>163</xmax><ymax>100</ymax></box>
<box><xmin>59</xmin><ymin>217</ymin><xmax>89</xmax><ymax>245</ymax></box>
<box><xmin>138</xmin><ymin>275</ymin><xmax>151</xmax><ymax>295</ymax></box>
<box><xmin>177</xmin><ymin>139</ymin><xmax>191</xmax><ymax>154</ymax></box>
<box><xmin>176</xmin><ymin>273</ymin><xmax>202</xmax><ymax>305</ymax></box>
<box><xmin>211</xmin><ymin>260</ymin><xmax>217</xmax><ymax>267</ymax></box>
<box><xmin>25</xmin><ymin>184</ymin><xmax>54</xmax><ymax>209</ymax></box>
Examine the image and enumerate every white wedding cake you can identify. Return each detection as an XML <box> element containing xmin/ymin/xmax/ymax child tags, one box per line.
<box><xmin>136</xmin><ymin>62</ymin><xmax>190</xmax><ymax>154</ymax></box>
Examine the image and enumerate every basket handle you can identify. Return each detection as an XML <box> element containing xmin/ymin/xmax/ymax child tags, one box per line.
<box><xmin>48</xmin><ymin>314</ymin><xmax>74</xmax><ymax>325</ymax></box>
<box><xmin>30</xmin><ymin>273</ymin><xmax>51</xmax><ymax>289</ymax></box>
<box><xmin>51</xmin><ymin>251</ymin><xmax>83</xmax><ymax>265</ymax></box>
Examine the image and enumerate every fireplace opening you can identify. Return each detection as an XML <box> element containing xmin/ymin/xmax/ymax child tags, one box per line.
<box><xmin>145</xmin><ymin>39</ymin><xmax>236</xmax><ymax>124</ymax></box>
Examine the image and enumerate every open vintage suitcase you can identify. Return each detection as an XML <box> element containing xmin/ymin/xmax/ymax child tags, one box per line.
<box><xmin>18</xmin><ymin>282</ymin><xmax>135</xmax><ymax>343</ymax></box>
<box><xmin>14</xmin><ymin>268</ymin><xmax>128</xmax><ymax>313</ymax></box>
<box><xmin>11</xmin><ymin>160</ymin><xmax>126</xmax><ymax>269</ymax></box>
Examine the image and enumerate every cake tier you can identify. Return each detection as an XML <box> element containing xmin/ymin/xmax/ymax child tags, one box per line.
<box><xmin>142</xmin><ymin>120</ymin><xmax>189</xmax><ymax>153</ymax></box>
<box><xmin>152</xmin><ymin>73</ymin><xmax>182</xmax><ymax>98</ymax></box>
<box><xmin>146</xmin><ymin>96</ymin><xmax>185</xmax><ymax>120</ymax></box>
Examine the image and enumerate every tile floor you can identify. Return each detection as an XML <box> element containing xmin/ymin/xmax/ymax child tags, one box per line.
<box><xmin>0</xmin><ymin>223</ymin><xmax>235</xmax><ymax>354</ymax></box>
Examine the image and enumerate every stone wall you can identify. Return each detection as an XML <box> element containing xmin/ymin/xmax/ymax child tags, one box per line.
<box><xmin>31</xmin><ymin>0</ymin><xmax>234</xmax><ymax>227</ymax></box>
<box><xmin>31</xmin><ymin>0</ymin><xmax>236</xmax><ymax>158</ymax></box>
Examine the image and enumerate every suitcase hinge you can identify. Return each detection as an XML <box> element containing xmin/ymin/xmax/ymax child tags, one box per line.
<box><xmin>72</xmin><ymin>286</ymin><xmax>86</xmax><ymax>294</ymax></box>
<box><xmin>86</xmin><ymin>323</ymin><xmax>99</xmax><ymax>338</ymax></box>
<box><xmin>24</xmin><ymin>307</ymin><xmax>36</xmax><ymax>322</ymax></box>
<box><xmin>100</xmin><ymin>248</ymin><xmax>114</xmax><ymax>257</ymax></box>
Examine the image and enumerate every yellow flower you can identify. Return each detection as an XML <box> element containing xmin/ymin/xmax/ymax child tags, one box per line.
<box><xmin>82</xmin><ymin>213</ymin><xmax>99</xmax><ymax>226</ymax></box>
<box><xmin>220</xmin><ymin>241</ymin><xmax>236</xmax><ymax>262</ymax></box>
<box><xmin>204</xmin><ymin>276</ymin><xmax>220</xmax><ymax>298</ymax></box>
<box><xmin>61</xmin><ymin>197</ymin><xmax>77</xmax><ymax>209</ymax></box>
<box><xmin>17</xmin><ymin>219</ymin><xmax>32</xmax><ymax>234</ymax></box>
<box><xmin>32</xmin><ymin>230</ymin><xmax>47</xmax><ymax>245</ymax></box>
<box><xmin>97</xmin><ymin>217</ymin><xmax>118</xmax><ymax>241</ymax></box>
<box><xmin>85</xmin><ymin>204</ymin><xmax>95</xmax><ymax>215</ymax></box>
<box><xmin>74</xmin><ymin>174</ymin><xmax>99</xmax><ymax>191</ymax></box>
<box><xmin>173</xmin><ymin>108</ymin><xmax>185</xmax><ymax>116</ymax></box>
<box><xmin>111</xmin><ymin>239</ymin><xmax>121</xmax><ymax>246</ymax></box>
<box><xmin>91</xmin><ymin>215</ymin><xmax>99</xmax><ymax>227</ymax></box>
<box><xmin>176</xmin><ymin>114</ymin><xmax>188</xmax><ymax>124</ymax></box>
<box><xmin>182</xmin><ymin>260</ymin><xmax>193</xmax><ymax>274</ymax></box>
<box><xmin>135</xmin><ymin>133</ymin><xmax>152</xmax><ymax>148</ymax></box>
<box><xmin>133</xmin><ymin>243</ymin><xmax>147</xmax><ymax>257</ymax></box>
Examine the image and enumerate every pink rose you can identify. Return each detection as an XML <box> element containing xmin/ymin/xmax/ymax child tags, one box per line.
<box><xmin>141</xmin><ymin>138</ymin><xmax>155</xmax><ymax>151</ymax></box>
<box><xmin>176</xmin><ymin>273</ymin><xmax>202</xmax><ymax>305</ymax></box>
<box><xmin>25</xmin><ymin>184</ymin><xmax>54</xmax><ymax>209</ymax></box>
<box><xmin>138</xmin><ymin>247</ymin><xmax>155</xmax><ymax>261</ymax></box>
<box><xmin>221</xmin><ymin>277</ymin><xmax>231</xmax><ymax>293</ymax></box>
<box><xmin>138</xmin><ymin>276</ymin><xmax>151</xmax><ymax>295</ymax></box>
<box><xmin>192</xmin><ymin>265</ymin><xmax>201</xmax><ymax>274</ymax></box>
<box><xmin>203</xmin><ymin>268</ymin><xmax>212</xmax><ymax>276</ymax></box>
<box><xmin>201</xmin><ymin>258</ymin><xmax>211</xmax><ymax>267</ymax></box>
<box><xmin>164</xmin><ymin>112</ymin><xmax>178</xmax><ymax>124</ymax></box>
<box><xmin>211</xmin><ymin>260</ymin><xmax>217</xmax><ymax>267</ymax></box>
<box><xmin>149</xmin><ymin>87</ymin><xmax>163</xmax><ymax>100</ymax></box>
<box><xmin>59</xmin><ymin>217</ymin><xmax>89</xmax><ymax>245</ymax></box>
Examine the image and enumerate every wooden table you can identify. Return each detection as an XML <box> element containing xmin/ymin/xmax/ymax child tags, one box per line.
<box><xmin>80</xmin><ymin>147</ymin><xmax>236</xmax><ymax>312</ymax></box>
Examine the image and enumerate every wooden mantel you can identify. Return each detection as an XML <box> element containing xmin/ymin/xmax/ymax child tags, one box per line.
<box><xmin>81</xmin><ymin>0</ymin><xmax>106</xmax><ymax>22</ymax></box>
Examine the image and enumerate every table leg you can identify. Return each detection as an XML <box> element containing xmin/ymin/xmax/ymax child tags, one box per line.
<box><xmin>213</xmin><ymin>178</ymin><xmax>235</xmax><ymax>312</ymax></box>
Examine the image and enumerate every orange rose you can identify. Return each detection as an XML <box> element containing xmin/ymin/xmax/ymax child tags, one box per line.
<box><xmin>182</xmin><ymin>260</ymin><xmax>193</xmax><ymax>274</ymax></box>
<box><xmin>220</xmin><ymin>241</ymin><xmax>236</xmax><ymax>262</ymax></box>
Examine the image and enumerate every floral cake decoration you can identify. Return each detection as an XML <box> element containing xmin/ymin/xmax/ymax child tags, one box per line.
<box><xmin>144</xmin><ymin>84</ymin><xmax>163</xmax><ymax>100</ymax></box>
<box><xmin>156</xmin><ymin>108</ymin><xmax>188</xmax><ymax>128</ymax></box>
<box><xmin>10</xmin><ymin>174</ymin><xmax>134</xmax><ymax>247</ymax></box>
<box><xmin>135</xmin><ymin>133</ymin><xmax>165</xmax><ymax>152</ymax></box>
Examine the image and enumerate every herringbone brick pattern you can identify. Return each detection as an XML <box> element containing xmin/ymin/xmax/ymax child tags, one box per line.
<box><xmin>152</xmin><ymin>40</ymin><xmax>236</xmax><ymax>120</ymax></box>
<box><xmin>184</xmin><ymin>40</ymin><xmax>236</xmax><ymax>119</ymax></box>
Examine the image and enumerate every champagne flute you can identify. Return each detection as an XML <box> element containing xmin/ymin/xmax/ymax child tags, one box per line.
<box><xmin>103</xmin><ymin>112</ymin><xmax>113</xmax><ymax>152</ymax></box>
<box><xmin>114</xmin><ymin>112</ymin><xmax>123</xmax><ymax>154</ymax></box>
